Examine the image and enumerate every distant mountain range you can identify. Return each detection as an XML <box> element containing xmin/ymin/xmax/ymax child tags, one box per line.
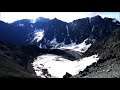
<box><xmin>0</xmin><ymin>15</ymin><xmax>120</xmax><ymax>49</ymax></box>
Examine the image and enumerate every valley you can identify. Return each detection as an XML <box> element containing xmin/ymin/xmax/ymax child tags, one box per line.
<box><xmin>0</xmin><ymin>15</ymin><xmax>120</xmax><ymax>78</ymax></box>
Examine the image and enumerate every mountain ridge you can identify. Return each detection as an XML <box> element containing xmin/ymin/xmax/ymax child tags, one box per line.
<box><xmin>1</xmin><ymin>15</ymin><xmax>120</xmax><ymax>49</ymax></box>
<box><xmin>1</xmin><ymin>15</ymin><xmax>120</xmax><ymax>78</ymax></box>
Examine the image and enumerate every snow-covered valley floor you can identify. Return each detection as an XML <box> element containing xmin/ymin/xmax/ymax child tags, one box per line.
<box><xmin>31</xmin><ymin>38</ymin><xmax>99</xmax><ymax>78</ymax></box>
<box><xmin>32</xmin><ymin>54</ymin><xmax>99</xmax><ymax>78</ymax></box>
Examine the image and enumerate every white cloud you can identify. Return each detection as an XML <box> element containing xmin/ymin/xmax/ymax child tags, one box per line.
<box><xmin>0</xmin><ymin>12</ymin><xmax>120</xmax><ymax>23</ymax></box>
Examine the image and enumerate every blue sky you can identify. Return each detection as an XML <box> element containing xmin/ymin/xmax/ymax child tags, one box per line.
<box><xmin>0</xmin><ymin>12</ymin><xmax>120</xmax><ymax>23</ymax></box>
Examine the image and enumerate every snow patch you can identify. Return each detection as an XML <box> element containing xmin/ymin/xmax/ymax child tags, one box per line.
<box><xmin>66</xmin><ymin>25</ymin><xmax>69</xmax><ymax>36</ymax></box>
<box><xmin>49</xmin><ymin>38</ymin><xmax>92</xmax><ymax>52</ymax></box>
<box><xmin>59</xmin><ymin>39</ymin><xmax>92</xmax><ymax>53</ymax></box>
<box><xmin>50</xmin><ymin>37</ymin><xmax>60</xmax><ymax>48</ymax></box>
<box><xmin>50</xmin><ymin>38</ymin><xmax>57</xmax><ymax>44</ymax></box>
<box><xmin>112</xmin><ymin>18</ymin><xmax>118</xmax><ymax>23</ymax></box>
<box><xmin>31</xmin><ymin>29</ymin><xmax>44</xmax><ymax>42</ymax></box>
<box><xmin>30</xmin><ymin>19</ymin><xmax>36</xmax><ymax>23</ymax></box>
<box><xmin>92</xmin><ymin>26</ymin><xmax>95</xmax><ymax>31</ymax></box>
<box><xmin>18</xmin><ymin>24</ymin><xmax>24</xmax><ymax>27</ymax></box>
<box><xmin>48</xmin><ymin>35</ymin><xmax>67</xmax><ymax>48</ymax></box>
<box><xmin>31</xmin><ymin>24</ymin><xmax>34</xmax><ymax>28</ymax></box>
<box><xmin>32</xmin><ymin>54</ymin><xmax>99</xmax><ymax>78</ymax></box>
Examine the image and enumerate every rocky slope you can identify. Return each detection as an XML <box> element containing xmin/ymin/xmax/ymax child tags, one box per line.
<box><xmin>0</xmin><ymin>41</ymin><xmax>83</xmax><ymax>78</ymax></box>
<box><xmin>72</xmin><ymin>29</ymin><xmax>120</xmax><ymax>78</ymax></box>
<box><xmin>0</xmin><ymin>42</ymin><xmax>41</xmax><ymax>78</ymax></box>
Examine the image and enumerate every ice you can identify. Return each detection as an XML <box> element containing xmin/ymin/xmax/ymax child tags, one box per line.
<box><xmin>32</xmin><ymin>54</ymin><xmax>99</xmax><ymax>78</ymax></box>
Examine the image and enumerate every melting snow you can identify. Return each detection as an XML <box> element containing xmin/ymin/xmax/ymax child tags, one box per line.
<box><xmin>32</xmin><ymin>29</ymin><xmax>44</xmax><ymax>42</ymax></box>
<box><xmin>59</xmin><ymin>39</ymin><xmax>91</xmax><ymax>53</ymax></box>
<box><xmin>50</xmin><ymin>38</ymin><xmax>58</xmax><ymax>44</ymax></box>
<box><xmin>50</xmin><ymin>36</ymin><xmax>60</xmax><ymax>48</ymax></box>
<box><xmin>32</xmin><ymin>54</ymin><xmax>99</xmax><ymax>78</ymax></box>
<box><xmin>48</xmin><ymin>38</ymin><xmax>92</xmax><ymax>53</ymax></box>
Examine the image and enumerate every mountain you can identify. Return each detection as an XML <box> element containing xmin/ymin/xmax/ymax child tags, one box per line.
<box><xmin>72</xmin><ymin>29</ymin><xmax>120</xmax><ymax>78</ymax></box>
<box><xmin>39</xmin><ymin>15</ymin><xmax>120</xmax><ymax>48</ymax></box>
<box><xmin>10</xmin><ymin>18</ymin><xmax>49</xmax><ymax>44</ymax></box>
<box><xmin>1</xmin><ymin>15</ymin><xmax>119</xmax><ymax>49</ymax></box>
<box><xmin>0</xmin><ymin>21</ymin><xmax>32</xmax><ymax>45</ymax></box>
<box><xmin>1</xmin><ymin>15</ymin><xmax>120</xmax><ymax>78</ymax></box>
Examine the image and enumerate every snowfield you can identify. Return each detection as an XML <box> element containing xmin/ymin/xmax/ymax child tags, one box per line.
<box><xmin>47</xmin><ymin>38</ymin><xmax>92</xmax><ymax>53</ymax></box>
<box><xmin>32</xmin><ymin>37</ymin><xmax>96</xmax><ymax>78</ymax></box>
<box><xmin>32</xmin><ymin>38</ymin><xmax>96</xmax><ymax>78</ymax></box>
<box><xmin>32</xmin><ymin>54</ymin><xmax>99</xmax><ymax>78</ymax></box>
<box><xmin>59</xmin><ymin>38</ymin><xmax>92</xmax><ymax>53</ymax></box>
<box><xmin>32</xmin><ymin>29</ymin><xmax>44</xmax><ymax>42</ymax></box>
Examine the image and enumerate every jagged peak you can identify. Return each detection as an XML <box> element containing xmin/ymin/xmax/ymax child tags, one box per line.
<box><xmin>50</xmin><ymin>18</ymin><xmax>67</xmax><ymax>23</ymax></box>
<box><xmin>52</xmin><ymin>18</ymin><xmax>62</xmax><ymax>21</ymax></box>
<box><xmin>90</xmin><ymin>15</ymin><xmax>102</xmax><ymax>20</ymax></box>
